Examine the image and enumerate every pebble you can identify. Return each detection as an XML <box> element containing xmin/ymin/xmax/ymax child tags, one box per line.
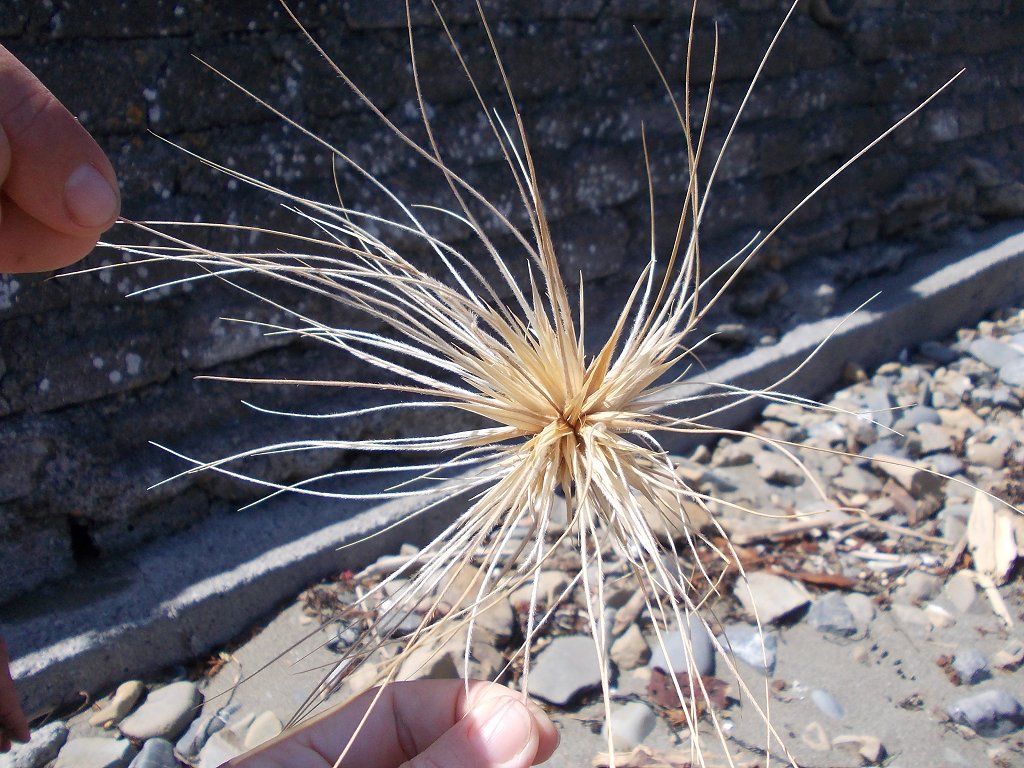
<box><xmin>843</xmin><ymin>593</ymin><xmax>876</xmax><ymax>629</ymax></box>
<box><xmin>243</xmin><ymin>711</ymin><xmax>282</xmax><ymax>750</ymax></box>
<box><xmin>889</xmin><ymin>603</ymin><xmax>931</xmax><ymax>631</ymax></box>
<box><xmin>999</xmin><ymin>357</ymin><xmax>1024</xmax><ymax>387</ymax></box>
<box><xmin>508</xmin><ymin>570</ymin><xmax>571</xmax><ymax>608</ymax></box>
<box><xmin>833</xmin><ymin>464</ymin><xmax>882</xmax><ymax>494</ymax></box>
<box><xmin>992</xmin><ymin>642</ymin><xmax>1024</xmax><ymax>670</ymax></box>
<box><xmin>90</xmin><ymin>681</ymin><xmax>144</xmax><ymax>728</ymax></box>
<box><xmin>720</xmin><ymin>624</ymin><xmax>776</xmax><ymax>675</ymax></box>
<box><xmin>951</xmin><ymin>646</ymin><xmax>990</xmax><ymax>685</ymax></box>
<box><xmin>801</xmin><ymin>721</ymin><xmax>830</xmax><ymax>751</ymax></box>
<box><xmin>610</xmin><ymin>623</ymin><xmax>650</xmax><ymax>670</ymax></box>
<box><xmin>174</xmin><ymin>703</ymin><xmax>240</xmax><ymax>763</ymax></box>
<box><xmin>833</xmin><ymin>734</ymin><xmax>886</xmax><ymax>764</ymax></box>
<box><xmin>53</xmin><ymin>738</ymin><xmax>136</xmax><ymax>768</ymax></box>
<box><xmin>734</xmin><ymin>572</ymin><xmax>810</xmax><ymax>624</ymax></box>
<box><xmin>647</xmin><ymin>615</ymin><xmax>715</xmax><ymax>678</ymax></box>
<box><xmin>807</xmin><ymin>593</ymin><xmax>858</xmax><ymax>637</ymax></box>
<box><xmin>754</xmin><ymin>451</ymin><xmax>804</xmax><ymax>485</ymax></box>
<box><xmin>196</xmin><ymin>714</ymin><xmax>254</xmax><ymax>768</ymax></box>
<box><xmin>895</xmin><ymin>571</ymin><xmax>941</xmax><ymax>605</ymax></box>
<box><xmin>924</xmin><ymin>603</ymin><xmax>956</xmax><ymax>628</ymax></box>
<box><xmin>943</xmin><ymin>571</ymin><xmax>978</xmax><ymax>613</ymax></box>
<box><xmin>119</xmin><ymin>681</ymin><xmax>202</xmax><ymax>742</ymax></box>
<box><xmin>810</xmin><ymin>688</ymin><xmax>845</xmax><ymax>721</ymax></box>
<box><xmin>0</xmin><ymin>721</ymin><xmax>68</xmax><ymax>768</ymax></box>
<box><xmin>968</xmin><ymin>337</ymin><xmax>1021</xmax><ymax>370</ymax></box>
<box><xmin>126</xmin><ymin>739</ymin><xmax>176</xmax><ymax>768</ymax></box>
<box><xmin>947</xmin><ymin>689</ymin><xmax>1024</xmax><ymax>736</ymax></box>
<box><xmin>528</xmin><ymin>635</ymin><xmax>604</xmax><ymax>706</ymax></box>
<box><xmin>602</xmin><ymin>702</ymin><xmax>656</xmax><ymax>751</ymax></box>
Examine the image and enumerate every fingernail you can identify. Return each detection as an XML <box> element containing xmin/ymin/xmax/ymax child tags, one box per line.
<box><xmin>64</xmin><ymin>164</ymin><xmax>118</xmax><ymax>228</ymax></box>
<box><xmin>476</xmin><ymin>696</ymin><xmax>533</xmax><ymax>764</ymax></box>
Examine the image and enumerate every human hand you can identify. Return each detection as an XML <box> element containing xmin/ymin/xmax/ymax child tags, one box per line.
<box><xmin>0</xmin><ymin>44</ymin><xmax>119</xmax><ymax>273</ymax></box>
<box><xmin>227</xmin><ymin>679</ymin><xmax>559</xmax><ymax>768</ymax></box>
<box><xmin>0</xmin><ymin>638</ymin><xmax>30</xmax><ymax>753</ymax></box>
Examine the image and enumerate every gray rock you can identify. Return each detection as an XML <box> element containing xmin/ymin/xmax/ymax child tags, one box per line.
<box><xmin>924</xmin><ymin>453</ymin><xmax>964</xmax><ymax>477</ymax></box>
<box><xmin>174</xmin><ymin>703</ymin><xmax>239</xmax><ymax>761</ymax></box>
<box><xmin>90</xmin><ymin>681</ymin><xmax>145</xmax><ymax>728</ymax></box>
<box><xmin>952</xmin><ymin>646</ymin><xmax>990</xmax><ymax>685</ymax></box>
<box><xmin>0</xmin><ymin>721</ymin><xmax>68</xmax><ymax>768</ymax></box>
<box><xmin>832</xmin><ymin>464</ymin><xmax>882</xmax><ymax>494</ymax></box>
<box><xmin>947</xmin><ymin>689</ymin><xmax>1024</xmax><ymax>736</ymax></box>
<box><xmin>969</xmin><ymin>337</ymin><xmax>1021</xmax><ymax>370</ymax></box>
<box><xmin>602</xmin><ymin>702</ymin><xmax>656</xmax><ymax>751</ymax></box>
<box><xmin>810</xmin><ymin>688</ymin><xmax>845</xmax><ymax>720</ymax></box>
<box><xmin>919</xmin><ymin>340</ymin><xmax>958</xmax><ymax>364</ymax></box>
<box><xmin>943</xmin><ymin>571</ymin><xmax>978</xmax><ymax>613</ymax></box>
<box><xmin>54</xmin><ymin>738</ymin><xmax>136</xmax><ymax>768</ymax></box>
<box><xmin>244</xmin><ymin>711</ymin><xmax>282</xmax><ymax>749</ymax></box>
<box><xmin>895</xmin><ymin>405</ymin><xmax>942</xmax><ymax>430</ymax></box>
<box><xmin>890</xmin><ymin>603</ymin><xmax>931</xmax><ymax>630</ymax></box>
<box><xmin>648</xmin><ymin>615</ymin><xmax>715</xmax><ymax>678</ymax></box>
<box><xmin>734</xmin><ymin>572</ymin><xmax>810</xmax><ymax>624</ymax></box>
<box><xmin>807</xmin><ymin>593</ymin><xmax>858</xmax><ymax>637</ymax></box>
<box><xmin>528</xmin><ymin>635</ymin><xmax>603</xmax><ymax>706</ymax></box>
<box><xmin>754</xmin><ymin>451</ymin><xmax>804</xmax><ymax>486</ymax></box>
<box><xmin>939</xmin><ymin>503</ymin><xmax>972</xmax><ymax>543</ymax></box>
<box><xmin>119</xmin><ymin>681</ymin><xmax>202</xmax><ymax>742</ymax></box>
<box><xmin>896</xmin><ymin>571</ymin><xmax>941</xmax><ymax>605</ymax></box>
<box><xmin>999</xmin><ymin>357</ymin><xmax>1024</xmax><ymax>387</ymax></box>
<box><xmin>127</xmin><ymin>739</ymin><xmax>176</xmax><ymax>768</ymax></box>
<box><xmin>912</xmin><ymin>422</ymin><xmax>953</xmax><ymax>455</ymax></box>
<box><xmin>610</xmin><ymin>624</ymin><xmax>650</xmax><ymax>670</ymax></box>
<box><xmin>843</xmin><ymin>593</ymin><xmax>876</xmax><ymax>629</ymax></box>
<box><xmin>721</xmin><ymin>624</ymin><xmax>777</xmax><ymax>675</ymax></box>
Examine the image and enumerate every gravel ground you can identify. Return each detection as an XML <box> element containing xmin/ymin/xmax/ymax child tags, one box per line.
<box><xmin>6</xmin><ymin>304</ymin><xmax>1024</xmax><ymax>768</ymax></box>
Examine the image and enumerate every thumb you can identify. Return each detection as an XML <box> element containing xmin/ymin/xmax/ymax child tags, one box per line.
<box><xmin>403</xmin><ymin>695</ymin><xmax>545</xmax><ymax>768</ymax></box>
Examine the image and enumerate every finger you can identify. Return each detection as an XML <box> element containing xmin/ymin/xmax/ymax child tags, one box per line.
<box><xmin>0</xmin><ymin>45</ymin><xmax>119</xmax><ymax>270</ymax></box>
<box><xmin>229</xmin><ymin>679</ymin><xmax>558</xmax><ymax>768</ymax></box>
<box><xmin>0</xmin><ymin>192</ymin><xmax>107</xmax><ymax>272</ymax></box>
<box><xmin>0</xmin><ymin>639</ymin><xmax>30</xmax><ymax>745</ymax></box>
<box><xmin>401</xmin><ymin>694</ymin><xmax>549</xmax><ymax>768</ymax></box>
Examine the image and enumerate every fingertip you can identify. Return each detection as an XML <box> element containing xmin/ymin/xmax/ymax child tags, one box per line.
<box><xmin>64</xmin><ymin>163</ymin><xmax>119</xmax><ymax>229</ymax></box>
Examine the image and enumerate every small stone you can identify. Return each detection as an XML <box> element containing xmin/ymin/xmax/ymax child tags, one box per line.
<box><xmin>0</xmin><ymin>721</ymin><xmax>68</xmax><ymax>768</ymax></box>
<box><xmin>754</xmin><ymin>451</ymin><xmax>804</xmax><ymax>485</ymax></box>
<box><xmin>733</xmin><ymin>572</ymin><xmax>810</xmax><ymax>624</ymax></box>
<box><xmin>720</xmin><ymin>624</ymin><xmax>777</xmax><ymax>675</ymax></box>
<box><xmin>528</xmin><ymin>635</ymin><xmax>603</xmax><ymax>706</ymax></box>
<box><xmin>127</xmin><ymin>739</ymin><xmax>176</xmax><ymax>768</ymax></box>
<box><xmin>952</xmin><ymin>646</ymin><xmax>990</xmax><ymax>685</ymax></box>
<box><xmin>913</xmin><ymin>422</ymin><xmax>954</xmax><ymax>455</ymax></box>
<box><xmin>992</xmin><ymin>642</ymin><xmax>1024</xmax><ymax>670</ymax></box>
<box><xmin>119</xmin><ymin>681</ymin><xmax>202</xmax><ymax>742</ymax></box>
<box><xmin>175</xmin><ymin>703</ymin><xmax>239</xmax><ymax>762</ymax></box>
<box><xmin>851</xmin><ymin>645</ymin><xmax>869</xmax><ymax>664</ymax></box>
<box><xmin>967</xmin><ymin>440</ymin><xmax>1006</xmax><ymax>469</ymax></box>
<box><xmin>397</xmin><ymin>633</ymin><xmax>503</xmax><ymax>681</ymax></box>
<box><xmin>969</xmin><ymin>337</ymin><xmax>1021</xmax><ymax>370</ymax></box>
<box><xmin>947</xmin><ymin>689</ymin><xmax>1024</xmax><ymax>736</ymax></box>
<box><xmin>811</xmin><ymin>688</ymin><xmax>845</xmax><ymax>720</ymax></box>
<box><xmin>889</xmin><ymin>603</ymin><xmax>930</xmax><ymax>631</ymax></box>
<box><xmin>919</xmin><ymin>340</ymin><xmax>958</xmax><ymax>364</ymax></box>
<box><xmin>844</xmin><ymin>593</ymin><xmax>876</xmax><ymax>629</ymax></box>
<box><xmin>244</xmin><ymin>711</ymin><xmax>283</xmax><ymax>750</ymax></box>
<box><xmin>833</xmin><ymin>734</ymin><xmax>886</xmax><ymax>764</ymax></box>
<box><xmin>925</xmin><ymin>453</ymin><xmax>964</xmax><ymax>477</ymax></box>
<box><xmin>924</xmin><ymin>604</ymin><xmax>956</xmax><ymax>628</ymax></box>
<box><xmin>833</xmin><ymin>464</ymin><xmax>883</xmax><ymax>494</ymax></box>
<box><xmin>90</xmin><ymin>681</ymin><xmax>145</xmax><ymax>728</ymax></box>
<box><xmin>610</xmin><ymin>624</ymin><xmax>650</xmax><ymax>670</ymax></box>
<box><xmin>943</xmin><ymin>571</ymin><xmax>978</xmax><ymax>613</ymax></box>
<box><xmin>895</xmin><ymin>571</ymin><xmax>941</xmax><ymax>605</ymax></box>
<box><xmin>1000</xmin><ymin>357</ymin><xmax>1024</xmax><ymax>387</ymax></box>
<box><xmin>602</xmin><ymin>702</ymin><xmax>657</xmax><ymax>751</ymax></box>
<box><xmin>196</xmin><ymin>725</ymin><xmax>248</xmax><ymax>768</ymax></box>
<box><xmin>54</xmin><ymin>738</ymin><xmax>136</xmax><ymax>768</ymax></box>
<box><xmin>873</xmin><ymin>455</ymin><xmax>945</xmax><ymax>498</ymax></box>
<box><xmin>648</xmin><ymin>615</ymin><xmax>715</xmax><ymax>678</ymax></box>
<box><xmin>508</xmin><ymin>570</ymin><xmax>571</xmax><ymax>609</ymax></box>
<box><xmin>807</xmin><ymin>593</ymin><xmax>858</xmax><ymax>637</ymax></box>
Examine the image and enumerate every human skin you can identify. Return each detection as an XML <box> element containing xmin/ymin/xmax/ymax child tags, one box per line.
<box><xmin>227</xmin><ymin>679</ymin><xmax>559</xmax><ymax>768</ymax></box>
<box><xmin>0</xmin><ymin>43</ymin><xmax>120</xmax><ymax>273</ymax></box>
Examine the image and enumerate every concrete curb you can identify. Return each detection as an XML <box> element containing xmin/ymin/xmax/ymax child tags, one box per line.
<box><xmin>6</xmin><ymin>219</ymin><xmax>1024</xmax><ymax>716</ymax></box>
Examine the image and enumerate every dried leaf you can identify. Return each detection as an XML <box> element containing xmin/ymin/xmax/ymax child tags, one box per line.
<box><xmin>647</xmin><ymin>668</ymin><xmax>732</xmax><ymax>711</ymax></box>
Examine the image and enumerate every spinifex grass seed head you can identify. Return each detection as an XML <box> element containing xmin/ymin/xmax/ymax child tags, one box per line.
<box><xmin>99</xmin><ymin>1</ymin><xmax>979</xmax><ymax>766</ymax></box>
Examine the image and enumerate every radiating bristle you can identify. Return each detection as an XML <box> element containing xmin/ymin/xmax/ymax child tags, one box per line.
<box><xmin>97</xmin><ymin>2</ymin><xmax>992</xmax><ymax>767</ymax></box>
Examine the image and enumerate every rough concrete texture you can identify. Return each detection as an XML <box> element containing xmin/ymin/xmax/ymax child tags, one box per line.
<box><xmin>4</xmin><ymin>220</ymin><xmax>1023</xmax><ymax>716</ymax></box>
<box><xmin>3</xmin><ymin>1</ymin><xmax>1024</xmax><ymax>602</ymax></box>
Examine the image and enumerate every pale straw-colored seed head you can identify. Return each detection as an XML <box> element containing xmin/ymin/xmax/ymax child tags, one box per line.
<box><xmin>96</xmin><ymin>2</ymin><xmax>987</xmax><ymax>767</ymax></box>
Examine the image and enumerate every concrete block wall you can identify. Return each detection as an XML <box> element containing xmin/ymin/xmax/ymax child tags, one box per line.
<box><xmin>1</xmin><ymin>0</ymin><xmax>1022</xmax><ymax>602</ymax></box>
